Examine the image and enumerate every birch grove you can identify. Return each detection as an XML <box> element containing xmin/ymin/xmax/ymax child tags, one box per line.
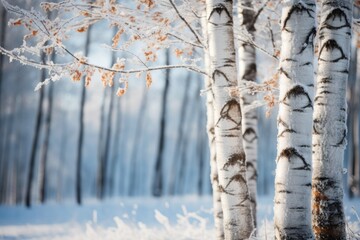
<box><xmin>312</xmin><ymin>0</ymin><xmax>353</xmax><ymax>239</ymax></box>
<box><xmin>274</xmin><ymin>0</ymin><xmax>316</xmax><ymax>238</ymax></box>
<box><xmin>206</xmin><ymin>0</ymin><xmax>253</xmax><ymax>238</ymax></box>
<box><xmin>1</xmin><ymin>0</ymin><xmax>360</xmax><ymax>239</ymax></box>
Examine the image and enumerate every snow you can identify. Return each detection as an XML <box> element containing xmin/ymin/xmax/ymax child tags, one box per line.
<box><xmin>0</xmin><ymin>196</ymin><xmax>359</xmax><ymax>239</ymax></box>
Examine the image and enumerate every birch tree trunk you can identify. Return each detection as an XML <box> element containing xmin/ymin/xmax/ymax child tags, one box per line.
<box><xmin>206</xmin><ymin>0</ymin><xmax>253</xmax><ymax>238</ymax></box>
<box><xmin>274</xmin><ymin>0</ymin><xmax>316</xmax><ymax>239</ymax></box>
<box><xmin>312</xmin><ymin>1</ymin><xmax>352</xmax><ymax>239</ymax></box>
<box><xmin>237</xmin><ymin>0</ymin><xmax>258</xmax><ymax>228</ymax></box>
<box><xmin>202</xmin><ymin>13</ymin><xmax>224</xmax><ymax>236</ymax></box>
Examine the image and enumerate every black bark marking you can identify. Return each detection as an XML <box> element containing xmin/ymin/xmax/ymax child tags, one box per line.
<box><xmin>283</xmin><ymin>58</ymin><xmax>297</xmax><ymax>62</ymax></box>
<box><xmin>282</xmin><ymin>85</ymin><xmax>313</xmax><ymax>110</ymax></box>
<box><xmin>225</xmin><ymin>173</ymin><xmax>247</xmax><ymax>189</ymax></box>
<box><xmin>320</xmin><ymin>77</ymin><xmax>332</xmax><ymax>84</ymax></box>
<box><xmin>301</xmin><ymin>62</ymin><xmax>313</xmax><ymax>66</ymax></box>
<box><xmin>208</xmin><ymin>3</ymin><xmax>232</xmax><ymax>25</ymax></box>
<box><xmin>279</xmin><ymin>190</ymin><xmax>292</xmax><ymax>193</ymax></box>
<box><xmin>243</xmin><ymin>127</ymin><xmax>257</xmax><ymax>143</ymax></box>
<box><xmin>278</xmin><ymin>117</ymin><xmax>289</xmax><ymax>128</ymax></box>
<box><xmin>298</xmin><ymin>27</ymin><xmax>316</xmax><ymax>54</ymax></box>
<box><xmin>242</xmin><ymin>63</ymin><xmax>257</xmax><ymax>81</ymax></box>
<box><xmin>318</xmin><ymin>39</ymin><xmax>347</xmax><ymax>62</ymax></box>
<box><xmin>323</xmin><ymin>1</ymin><xmax>351</xmax><ymax>11</ymax></box>
<box><xmin>278</xmin><ymin>128</ymin><xmax>297</xmax><ymax>137</ymax></box>
<box><xmin>332</xmin><ymin>129</ymin><xmax>346</xmax><ymax>147</ymax></box>
<box><xmin>321</xmin><ymin>8</ymin><xmax>351</xmax><ymax>31</ymax></box>
<box><xmin>246</xmin><ymin>162</ymin><xmax>257</xmax><ymax>181</ymax></box>
<box><xmin>278</xmin><ymin>147</ymin><xmax>311</xmax><ymax>171</ymax></box>
<box><xmin>282</xmin><ymin>3</ymin><xmax>314</xmax><ymax>31</ymax></box>
<box><xmin>223</xmin><ymin>152</ymin><xmax>246</xmax><ymax>171</ymax></box>
<box><xmin>212</xmin><ymin>69</ymin><xmax>231</xmax><ymax>85</ymax></box>
<box><xmin>279</xmin><ymin>67</ymin><xmax>291</xmax><ymax>79</ymax></box>
<box><xmin>215</xmin><ymin>99</ymin><xmax>241</xmax><ymax>130</ymax></box>
<box><xmin>313</xmin><ymin>118</ymin><xmax>323</xmax><ymax>135</ymax></box>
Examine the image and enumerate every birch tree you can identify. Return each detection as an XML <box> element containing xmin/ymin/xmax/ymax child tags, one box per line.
<box><xmin>312</xmin><ymin>1</ymin><xmax>353</xmax><ymax>239</ymax></box>
<box><xmin>237</xmin><ymin>0</ymin><xmax>259</xmax><ymax>228</ymax></box>
<box><xmin>206</xmin><ymin>0</ymin><xmax>253</xmax><ymax>238</ymax></box>
<box><xmin>274</xmin><ymin>0</ymin><xmax>316</xmax><ymax>239</ymax></box>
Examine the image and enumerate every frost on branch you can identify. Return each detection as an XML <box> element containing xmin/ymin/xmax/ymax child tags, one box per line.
<box><xmin>0</xmin><ymin>0</ymin><xmax>206</xmax><ymax>93</ymax></box>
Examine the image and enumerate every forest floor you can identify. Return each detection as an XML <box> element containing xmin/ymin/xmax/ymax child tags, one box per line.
<box><xmin>0</xmin><ymin>195</ymin><xmax>359</xmax><ymax>239</ymax></box>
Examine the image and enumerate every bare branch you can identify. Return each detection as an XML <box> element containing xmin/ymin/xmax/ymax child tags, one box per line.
<box><xmin>168</xmin><ymin>0</ymin><xmax>204</xmax><ymax>47</ymax></box>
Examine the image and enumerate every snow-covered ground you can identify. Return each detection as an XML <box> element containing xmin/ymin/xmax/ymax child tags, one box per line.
<box><xmin>0</xmin><ymin>196</ymin><xmax>359</xmax><ymax>239</ymax></box>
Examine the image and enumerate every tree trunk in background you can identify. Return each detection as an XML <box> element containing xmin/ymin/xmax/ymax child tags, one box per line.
<box><xmin>196</xmin><ymin>79</ymin><xmax>206</xmax><ymax>195</ymax></box>
<box><xmin>38</xmin><ymin>56</ymin><xmax>55</xmax><ymax>204</ymax></box>
<box><xmin>168</xmin><ymin>73</ymin><xmax>191</xmax><ymax>195</ymax></box>
<box><xmin>128</xmin><ymin>87</ymin><xmax>148</xmax><ymax>196</ymax></box>
<box><xmin>0</xmin><ymin>3</ymin><xmax>7</xmax><ymax>204</ymax></box>
<box><xmin>152</xmin><ymin>50</ymin><xmax>170</xmax><ymax>197</ymax></box>
<box><xmin>274</xmin><ymin>1</ymin><xmax>316</xmax><ymax>239</ymax></box>
<box><xmin>108</xmin><ymin>95</ymin><xmax>121</xmax><ymax>196</ymax></box>
<box><xmin>0</xmin><ymin>4</ymin><xmax>7</xmax><ymax>114</ymax></box>
<box><xmin>348</xmin><ymin>6</ymin><xmax>360</xmax><ymax>199</ymax></box>
<box><xmin>312</xmin><ymin>1</ymin><xmax>352</xmax><ymax>239</ymax></box>
<box><xmin>25</xmin><ymin>54</ymin><xmax>46</xmax><ymax>208</ymax></box>
<box><xmin>350</xmin><ymin>47</ymin><xmax>360</xmax><ymax>197</ymax></box>
<box><xmin>76</xmin><ymin>27</ymin><xmax>92</xmax><ymax>205</ymax></box>
<box><xmin>97</xmin><ymin>86</ymin><xmax>107</xmax><ymax>199</ymax></box>
<box><xmin>57</xmin><ymin>110</ymin><xmax>68</xmax><ymax>202</ymax></box>
<box><xmin>206</xmin><ymin>0</ymin><xmax>253</xmax><ymax>238</ymax></box>
<box><xmin>237</xmin><ymin>0</ymin><xmax>258</xmax><ymax>228</ymax></box>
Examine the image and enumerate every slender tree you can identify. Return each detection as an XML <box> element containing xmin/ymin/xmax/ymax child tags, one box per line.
<box><xmin>25</xmin><ymin>53</ymin><xmax>46</xmax><ymax>208</ymax></box>
<box><xmin>38</xmin><ymin>57</ymin><xmax>55</xmax><ymax>203</ymax></box>
<box><xmin>128</xmin><ymin>87</ymin><xmax>148</xmax><ymax>196</ymax></box>
<box><xmin>237</xmin><ymin>0</ymin><xmax>259</xmax><ymax>228</ymax></box>
<box><xmin>152</xmin><ymin>50</ymin><xmax>170</xmax><ymax>197</ymax></box>
<box><xmin>274</xmin><ymin>1</ymin><xmax>316</xmax><ymax>239</ymax></box>
<box><xmin>206</xmin><ymin>0</ymin><xmax>253</xmax><ymax>237</ymax></box>
<box><xmin>168</xmin><ymin>72</ymin><xmax>191</xmax><ymax>195</ymax></box>
<box><xmin>312</xmin><ymin>1</ymin><xmax>353</xmax><ymax>239</ymax></box>
<box><xmin>76</xmin><ymin>26</ymin><xmax>92</xmax><ymax>205</ymax></box>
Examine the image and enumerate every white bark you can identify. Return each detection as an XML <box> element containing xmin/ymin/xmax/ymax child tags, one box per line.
<box><xmin>237</xmin><ymin>0</ymin><xmax>258</xmax><ymax>228</ymax></box>
<box><xmin>202</xmin><ymin>15</ymin><xmax>224</xmax><ymax>239</ymax></box>
<box><xmin>312</xmin><ymin>1</ymin><xmax>352</xmax><ymax>239</ymax></box>
<box><xmin>206</xmin><ymin>0</ymin><xmax>254</xmax><ymax>238</ymax></box>
<box><xmin>274</xmin><ymin>0</ymin><xmax>316</xmax><ymax>239</ymax></box>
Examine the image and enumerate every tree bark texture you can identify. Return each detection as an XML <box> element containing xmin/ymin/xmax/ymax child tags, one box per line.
<box><xmin>237</xmin><ymin>0</ymin><xmax>258</xmax><ymax>228</ymax></box>
<box><xmin>274</xmin><ymin>0</ymin><xmax>316</xmax><ymax>239</ymax></box>
<box><xmin>312</xmin><ymin>1</ymin><xmax>352</xmax><ymax>239</ymax></box>
<box><xmin>206</xmin><ymin>0</ymin><xmax>254</xmax><ymax>238</ymax></box>
<box><xmin>202</xmin><ymin>13</ymin><xmax>224</xmax><ymax>237</ymax></box>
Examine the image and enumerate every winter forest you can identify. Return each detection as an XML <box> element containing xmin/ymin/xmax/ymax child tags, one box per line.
<box><xmin>0</xmin><ymin>0</ymin><xmax>360</xmax><ymax>239</ymax></box>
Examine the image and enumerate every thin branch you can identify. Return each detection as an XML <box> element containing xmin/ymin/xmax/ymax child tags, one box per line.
<box><xmin>236</xmin><ymin>37</ymin><xmax>278</xmax><ymax>61</ymax></box>
<box><xmin>166</xmin><ymin>33</ymin><xmax>204</xmax><ymax>48</ymax></box>
<box><xmin>168</xmin><ymin>0</ymin><xmax>204</xmax><ymax>47</ymax></box>
<box><xmin>0</xmin><ymin>46</ymin><xmax>208</xmax><ymax>76</ymax></box>
<box><xmin>251</xmin><ymin>0</ymin><xmax>271</xmax><ymax>27</ymax></box>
